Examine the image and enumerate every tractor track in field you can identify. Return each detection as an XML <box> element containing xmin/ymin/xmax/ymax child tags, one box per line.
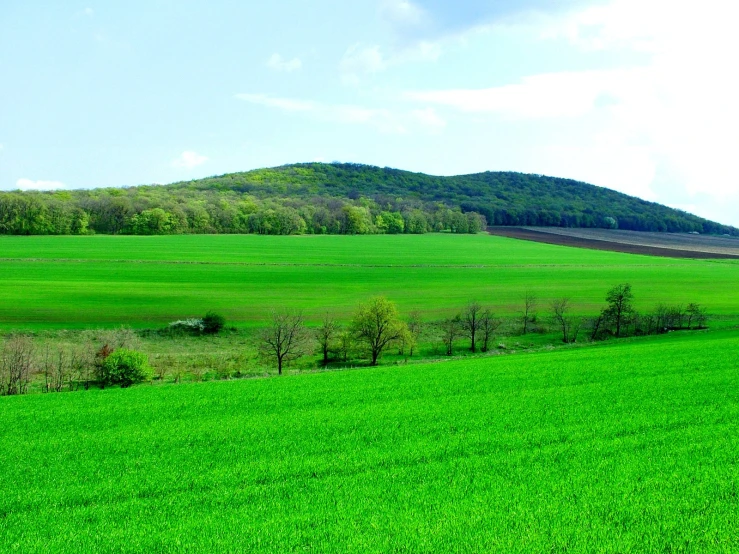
<box><xmin>0</xmin><ymin>257</ymin><xmax>711</xmax><ymax>269</ymax></box>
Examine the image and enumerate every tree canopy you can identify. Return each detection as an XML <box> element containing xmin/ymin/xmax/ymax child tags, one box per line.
<box><xmin>1</xmin><ymin>163</ymin><xmax>735</xmax><ymax>236</ymax></box>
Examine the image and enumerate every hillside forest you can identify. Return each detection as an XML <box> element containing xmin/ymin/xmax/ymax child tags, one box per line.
<box><xmin>1</xmin><ymin>163</ymin><xmax>736</xmax><ymax>236</ymax></box>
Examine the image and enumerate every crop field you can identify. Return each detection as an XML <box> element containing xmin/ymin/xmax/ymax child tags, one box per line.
<box><xmin>1</xmin><ymin>329</ymin><xmax>738</xmax><ymax>552</ymax></box>
<box><xmin>1</xmin><ymin>234</ymin><xmax>738</xmax><ymax>328</ymax></box>
<box><xmin>489</xmin><ymin>227</ymin><xmax>739</xmax><ymax>259</ymax></box>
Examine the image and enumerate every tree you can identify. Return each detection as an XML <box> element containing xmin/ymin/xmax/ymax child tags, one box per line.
<box><xmin>520</xmin><ymin>291</ymin><xmax>538</xmax><ymax>335</ymax></box>
<box><xmin>406</xmin><ymin>311</ymin><xmax>423</xmax><ymax>357</ymax></box>
<box><xmin>260</xmin><ymin>309</ymin><xmax>312</xmax><ymax>375</ymax></box>
<box><xmin>315</xmin><ymin>313</ymin><xmax>340</xmax><ymax>366</ymax></box>
<box><xmin>351</xmin><ymin>296</ymin><xmax>407</xmax><ymax>365</ymax></box>
<box><xmin>686</xmin><ymin>303</ymin><xmax>708</xmax><ymax>329</ymax></box>
<box><xmin>551</xmin><ymin>298</ymin><xmax>581</xmax><ymax>344</ymax></box>
<box><xmin>337</xmin><ymin>330</ymin><xmax>352</xmax><ymax>363</ymax></box>
<box><xmin>479</xmin><ymin>308</ymin><xmax>501</xmax><ymax>352</ymax></box>
<box><xmin>1</xmin><ymin>335</ymin><xmax>34</xmax><ymax>396</ymax></box>
<box><xmin>603</xmin><ymin>283</ymin><xmax>634</xmax><ymax>338</ymax></box>
<box><xmin>438</xmin><ymin>315</ymin><xmax>462</xmax><ymax>356</ymax></box>
<box><xmin>461</xmin><ymin>301</ymin><xmax>483</xmax><ymax>352</ymax></box>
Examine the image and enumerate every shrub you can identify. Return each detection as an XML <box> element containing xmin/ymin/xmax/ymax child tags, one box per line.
<box><xmin>202</xmin><ymin>312</ymin><xmax>226</xmax><ymax>335</ymax></box>
<box><xmin>168</xmin><ymin>318</ymin><xmax>205</xmax><ymax>335</ymax></box>
<box><xmin>100</xmin><ymin>349</ymin><xmax>152</xmax><ymax>387</ymax></box>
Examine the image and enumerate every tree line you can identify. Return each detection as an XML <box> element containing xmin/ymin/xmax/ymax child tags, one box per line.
<box><xmin>1</xmin><ymin>287</ymin><xmax>708</xmax><ymax>396</ymax></box>
<box><xmin>2</xmin><ymin>163</ymin><xmax>736</xmax><ymax>236</ymax></box>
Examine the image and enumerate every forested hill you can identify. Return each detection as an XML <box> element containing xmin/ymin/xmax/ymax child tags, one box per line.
<box><xmin>1</xmin><ymin>163</ymin><xmax>736</xmax><ymax>236</ymax></box>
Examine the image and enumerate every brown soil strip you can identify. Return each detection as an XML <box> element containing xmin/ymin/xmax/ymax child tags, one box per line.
<box><xmin>488</xmin><ymin>227</ymin><xmax>739</xmax><ymax>260</ymax></box>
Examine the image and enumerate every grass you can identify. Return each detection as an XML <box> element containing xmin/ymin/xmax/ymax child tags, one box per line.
<box><xmin>1</xmin><ymin>329</ymin><xmax>738</xmax><ymax>552</ymax></box>
<box><xmin>1</xmin><ymin>234</ymin><xmax>738</xmax><ymax>328</ymax></box>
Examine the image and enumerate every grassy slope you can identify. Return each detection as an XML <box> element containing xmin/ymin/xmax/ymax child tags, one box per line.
<box><xmin>0</xmin><ymin>234</ymin><xmax>738</xmax><ymax>328</ymax></box>
<box><xmin>1</xmin><ymin>329</ymin><xmax>738</xmax><ymax>552</ymax></box>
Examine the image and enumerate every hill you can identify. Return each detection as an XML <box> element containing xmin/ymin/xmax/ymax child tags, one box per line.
<box><xmin>1</xmin><ymin>163</ymin><xmax>736</xmax><ymax>235</ymax></box>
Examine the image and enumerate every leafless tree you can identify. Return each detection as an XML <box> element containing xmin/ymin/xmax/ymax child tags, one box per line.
<box><xmin>520</xmin><ymin>291</ymin><xmax>538</xmax><ymax>335</ymax></box>
<box><xmin>551</xmin><ymin>298</ymin><xmax>581</xmax><ymax>344</ymax></box>
<box><xmin>43</xmin><ymin>345</ymin><xmax>68</xmax><ymax>393</ymax></box>
<box><xmin>586</xmin><ymin>313</ymin><xmax>606</xmax><ymax>341</ymax></box>
<box><xmin>1</xmin><ymin>335</ymin><xmax>35</xmax><ymax>396</ymax></box>
<box><xmin>406</xmin><ymin>311</ymin><xmax>423</xmax><ymax>357</ymax></box>
<box><xmin>686</xmin><ymin>303</ymin><xmax>708</xmax><ymax>329</ymax></box>
<box><xmin>479</xmin><ymin>308</ymin><xmax>502</xmax><ymax>352</ymax></box>
<box><xmin>461</xmin><ymin>301</ymin><xmax>483</xmax><ymax>352</ymax></box>
<box><xmin>315</xmin><ymin>313</ymin><xmax>340</xmax><ymax>366</ymax></box>
<box><xmin>260</xmin><ymin>309</ymin><xmax>312</xmax><ymax>375</ymax></box>
<box><xmin>438</xmin><ymin>315</ymin><xmax>462</xmax><ymax>356</ymax></box>
<box><xmin>337</xmin><ymin>330</ymin><xmax>352</xmax><ymax>363</ymax></box>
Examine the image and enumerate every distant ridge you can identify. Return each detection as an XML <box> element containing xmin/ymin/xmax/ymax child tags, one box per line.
<box><xmin>1</xmin><ymin>163</ymin><xmax>736</xmax><ymax>236</ymax></box>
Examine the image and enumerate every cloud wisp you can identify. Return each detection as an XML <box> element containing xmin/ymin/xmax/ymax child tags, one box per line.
<box><xmin>235</xmin><ymin>92</ymin><xmax>445</xmax><ymax>135</ymax></box>
<box><xmin>172</xmin><ymin>151</ymin><xmax>209</xmax><ymax>169</ymax></box>
<box><xmin>266</xmin><ymin>53</ymin><xmax>302</xmax><ymax>73</ymax></box>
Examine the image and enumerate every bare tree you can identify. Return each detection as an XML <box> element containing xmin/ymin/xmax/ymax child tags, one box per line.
<box><xmin>406</xmin><ymin>311</ymin><xmax>423</xmax><ymax>357</ymax></box>
<box><xmin>479</xmin><ymin>308</ymin><xmax>502</xmax><ymax>352</ymax></box>
<box><xmin>461</xmin><ymin>301</ymin><xmax>483</xmax><ymax>352</ymax></box>
<box><xmin>337</xmin><ymin>330</ymin><xmax>352</xmax><ymax>363</ymax></box>
<box><xmin>520</xmin><ymin>291</ymin><xmax>538</xmax><ymax>335</ymax></box>
<box><xmin>551</xmin><ymin>298</ymin><xmax>581</xmax><ymax>344</ymax></box>
<box><xmin>586</xmin><ymin>313</ymin><xmax>606</xmax><ymax>341</ymax></box>
<box><xmin>1</xmin><ymin>335</ymin><xmax>34</xmax><ymax>396</ymax></box>
<box><xmin>315</xmin><ymin>313</ymin><xmax>340</xmax><ymax>366</ymax></box>
<box><xmin>260</xmin><ymin>309</ymin><xmax>312</xmax><ymax>375</ymax></box>
<box><xmin>351</xmin><ymin>296</ymin><xmax>407</xmax><ymax>366</ymax></box>
<box><xmin>438</xmin><ymin>315</ymin><xmax>462</xmax><ymax>356</ymax></box>
<box><xmin>686</xmin><ymin>303</ymin><xmax>708</xmax><ymax>329</ymax></box>
<box><xmin>43</xmin><ymin>345</ymin><xmax>69</xmax><ymax>393</ymax></box>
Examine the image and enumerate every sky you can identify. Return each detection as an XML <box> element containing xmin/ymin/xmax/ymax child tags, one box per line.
<box><xmin>1</xmin><ymin>0</ymin><xmax>738</xmax><ymax>226</ymax></box>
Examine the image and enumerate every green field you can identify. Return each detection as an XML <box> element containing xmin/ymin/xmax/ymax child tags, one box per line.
<box><xmin>1</xmin><ymin>234</ymin><xmax>738</xmax><ymax>328</ymax></box>
<box><xmin>1</xmin><ymin>329</ymin><xmax>738</xmax><ymax>552</ymax></box>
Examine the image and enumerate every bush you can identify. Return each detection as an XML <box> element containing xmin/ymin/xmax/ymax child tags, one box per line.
<box><xmin>100</xmin><ymin>349</ymin><xmax>152</xmax><ymax>387</ymax></box>
<box><xmin>168</xmin><ymin>318</ymin><xmax>205</xmax><ymax>335</ymax></box>
<box><xmin>202</xmin><ymin>312</ymin><xmax>226</xmax><ymax>335</ymax></box>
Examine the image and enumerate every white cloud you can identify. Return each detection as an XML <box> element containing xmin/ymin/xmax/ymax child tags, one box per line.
<box><xmin>236</xmin><ymin>93</ymin><xmax>406</xmax><ymax>134</ymax></box>
<box><xmin>340</xmin><ymin>41</ymin><xmax>441</xmax><ymax>85</ymax></box>
<box><xmin>172</xmin><ymin>151</ymin><xmax>209</xmax><ymax>169</ymax></box>
<box><xmin>380</xmin><ymin>0</ymin><xmax>427</xmax><ymax>26</ymax></box>
<box><xmin>16</xmin><ymin>179</ymin><xmax>67</xmax><ymax>191</ymax></box>
<box><xmin>410</xmin><ymin>107</ymin><xmax>446</xmax><ymax>132</ymax></box>
<box><xmin>266</xmin><ymin>53</ymin><xmax>302</xmax><ymax>73</ymax></box>
<box><xmin>235</xmin><ymin>93</ymin><xmax>445</xmax><ymax>135</ymax></box>
<box><xmin>407</xmin><ymin>69</ymin><xmax>632</xmax><ymax>119</ymax></box>
<box><xmin>235</xmin><ymin>93</ymin><xmax>315</xmax><ymax>112</ymax></box>
<box><xmin>400</xmin><ymin>0</ymin><xmax>739</xmax><ymax>225</ymax></box>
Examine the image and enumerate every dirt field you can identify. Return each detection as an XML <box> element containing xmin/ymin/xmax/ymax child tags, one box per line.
<box><xmin>488</xmin><ymin>227</ymin><xmax>739</xmax><ymax>259</ymax></box>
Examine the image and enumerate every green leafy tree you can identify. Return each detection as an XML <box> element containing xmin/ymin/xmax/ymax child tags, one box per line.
<box><xmin>351</xmin><ymin>296</ymin><xmax>407</xmax><ymax>365</ymax></box>
<box><xmin>603</xmin><ymin>283</ymin><xmax>635</xmax><ymax>338</ymax></box>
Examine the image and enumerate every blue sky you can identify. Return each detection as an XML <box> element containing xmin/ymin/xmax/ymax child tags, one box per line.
<box><xmin>2</xmin><ymin>0</ymin><xmax>738</xmax><ymax>226</ymax></box>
